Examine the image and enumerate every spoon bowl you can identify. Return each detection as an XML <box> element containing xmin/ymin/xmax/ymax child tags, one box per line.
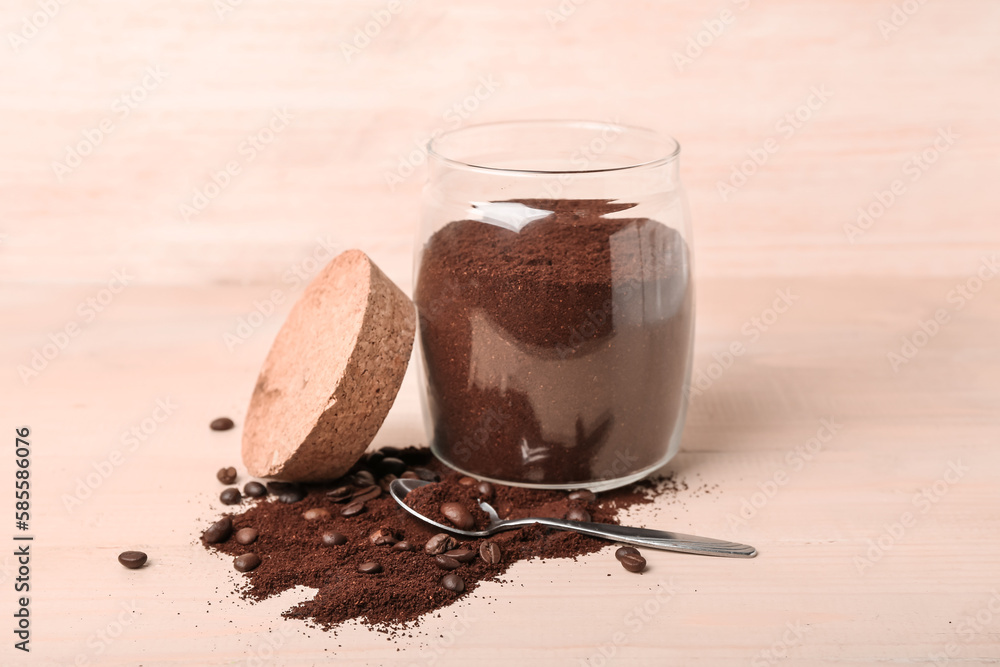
<box><xmin>389</xmin><ymin>478</ymin><xmax>757</xmax><ymax>558</ymax></box>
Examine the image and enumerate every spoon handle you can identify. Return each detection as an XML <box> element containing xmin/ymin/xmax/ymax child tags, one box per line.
<box><xmin>497</xmin><ymin>518</ymin><xmax>757</xmax><ymax>558</ymax></box>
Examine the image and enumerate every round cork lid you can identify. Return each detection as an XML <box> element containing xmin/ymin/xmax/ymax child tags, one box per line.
<box><xmin>241</xmin><ymin>249</ymin><xmax>415</xmax><ymax>482</ymax></box>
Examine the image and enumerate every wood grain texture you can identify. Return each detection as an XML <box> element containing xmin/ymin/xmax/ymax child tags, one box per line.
<box><xmin>1</xmin><ymin>0</ymin><xmax>998</xmax><ymax>665</ymax></box>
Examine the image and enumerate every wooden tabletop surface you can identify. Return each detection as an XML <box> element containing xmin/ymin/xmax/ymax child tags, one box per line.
<box><xmin>2</xmin><ymin>1</ymin><xmax>999</xmax><ymax>665</ymax></box>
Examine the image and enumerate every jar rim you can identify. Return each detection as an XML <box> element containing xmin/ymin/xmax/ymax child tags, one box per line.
<box><xmin>426</xmin><ymin>119</ymin><xmax>680</xmax><ymax>175</ymax></box>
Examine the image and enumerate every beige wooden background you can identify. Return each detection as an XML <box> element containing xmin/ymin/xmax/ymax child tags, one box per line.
<box><xmin>2</xmin><ymin>0</ymin><xmax>999</xmax><ymax>665</ymax></box>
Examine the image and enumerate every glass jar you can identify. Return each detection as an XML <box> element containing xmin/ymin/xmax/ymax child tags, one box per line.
<box><xmin>414</xmin><ymin>120</ymin><xmax>693</xmax><ymax>491</ymax></box>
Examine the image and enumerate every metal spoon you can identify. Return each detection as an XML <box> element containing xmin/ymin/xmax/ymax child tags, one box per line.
<box><xmin>389</xmin><ymin>478</ymin><xmax>757</xmax><ymax>558</ymax></box>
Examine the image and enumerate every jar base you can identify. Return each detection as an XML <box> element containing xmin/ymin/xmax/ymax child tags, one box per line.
<box><xmin>429</xmin><ymin>443</ymin><xmax>679</xmax><ymax>493</ymax></box>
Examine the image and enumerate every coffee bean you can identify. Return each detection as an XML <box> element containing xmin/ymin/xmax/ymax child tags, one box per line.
<box><xmin>220</xmin><ymin>488</ymin><xmax>242</xmax><ymax>505</ymax></box>
<box><xmin>379</xmin><ymin>456</ymin><xmax>407</xmax><ymax>477</ymax></box>
<box><xmin>216</xmin><ymin>467</ymin><xmax>237</xmax><ymax>485</ymax></box>
<box><xmin>352</xmin><ymin>485</ymin><xmax>382</xmax><ymax>503</ymax></box>
<box><xmin>210</xmin><ymin>417</ymin><xmax>234</xmax><ymax>431</ymax></box>
<box><xmin>279</xmin><ymin>489</ymin><xmax>306</xmax><ymax>503</ymax></box>
<box><xmin>434</xmin><ymin>555</ymin><xmax>461</xmax><ymax>570</ymax></box>
<box><xmin>444</xmin><ymin>548</ymin><xmax>476</xmax><ymax>563</ymax></box>
<box><xmin>400</xmin><ymin>447</ymin><xmax>430</xmax><ymax>466</ymax></box>
<box><xmin>325</xmin><ymin>485</ymin><xmax>353</xmax><ymax>502</ymax></box>
<box><xmin>378</xmin><ymin>474</ymin><xmax>398</xmax><ymax>493</ymax></box>
<box><xmin>475</xmin><ymin>481</ymin><xmax>495</xmax><ymax>502</ymax></box>
<box><xmin>424</xmin><ymin>533</ymin><xmax>457</xmax><ymax>555</ymax></box>
<box><xmin>568</xmin><ymin>489</ymin><xmax>597</xmax><ymax>503</ymax></box>
<box><xmin>352</xmin><ymin>470</ymin><xmax>376</xmax><ymax>487</ymax></box>
<box><xmin>440</xmin><ymin>502</ymin><xmax>474</xmax><ymax>530</ymax></box>
<box><xmin>321</xmin><ymin>531</ymin><xmax>347</xmax><ymax>546</ymax></box>
<box><xmin>235</xmin><ymin>528</ymin><xmax>258</xmax><ymax>545</ymax></box>
<box><xmin>392</xmin><ymin>541</ymin><xmax>416</xmax><ymax>552</ymax></box>
<box><xmin>400</xmin><ymin>471</ymin><xmax>419</xmax><ymax>480</ymax></box>
<box><xmin>479</xmin><ymin>541</ymin><xmax>502</xmax><ymax>565</ymax></box>
<box><xmin>440</xmin><ymin>573</ymin><xmax>465</xmax><ymax>593</ymax></box>
<box><xmin>365</xmin><ymin>451</ymin><xmax>385</xmax><ymax>468</ymax></box>
<box><xmin>565</xmin><ymin>507</ymin><xmax>591</xmax><ymax>522</ymax></box>
<box><xmin>358</xmin><ymin>561</ymin><xmax>383</xmax><ymax>574</ymax></box>
<box><xmin>118</xmin><ymin>551</ymin><xmax>147</xmax><ymax>569</ymax></box>
<box><xmin>243</xmin><ymin>481</ymin><xmax>267</xmax><ymax>498</ymax></box>
<box><xmin>340</xmin><ymin>500</ymin><xmax>366</xmax><ymax>517</ymax></box>
<box><xmin>413</xmin><ymin>467</ymin><xmax>440</xmax><ymax>482</ymax></box>
<box><xmin>266</xmin><ymin>481</ymin><xmax>296</xmax><ymax>494</ymax></box>
<box><xmin>203</xmin><ymin>516</ymin><xmax>232</xmax><ymax>543</ymax></box>
<box><xmin>267</xmin><ymin>482</ymin><xmax>305</xmax><ymax>503</ymax></box>
<box><xmin>615</xmin><ymin>546</ymin><xmax>640</xmax><ymax>561</ymax></box>
<box><xmin>234</xmin><ymin>553</ymin><xmax>261</xmax><ymax>572</ymax></box>
<box><xmin>302</xmin><ymin>508</ymin><xmax>330</xmax><ymax>521</ymax></box>
<box><xmin>458</xmin><ymin>476</ymin><xmax>477</xmax><ymax>487</ymax></box>
<box><xmin>619</xmin><ymin>553</ymin><xmax>646</xmax><ymax>573</ymax></box>
<box><xmin>379</xmin><ymin>446</ymin><xmax>402</xmax><ymax>457</ymax></box>
<box><xmin>370</xmin><ymin>527</ymin><xmax>400</xmax><ymax>546</ymax></box>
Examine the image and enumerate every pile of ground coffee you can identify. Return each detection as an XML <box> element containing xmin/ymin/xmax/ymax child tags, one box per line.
<box><xmin>413</xmin><ymin>199</ymin><xmax>693</xmax><ymax>486</ymax></box>
<box><xmin>202</xmin><ymin>446</ymin><xmax>674</xmax><ymax>631</ymax></box>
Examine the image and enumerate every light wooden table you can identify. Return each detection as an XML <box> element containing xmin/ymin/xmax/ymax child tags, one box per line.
<box><xmin>2</xmin><ymin>1</ymin><xmax>999</xmax><ymax>665</ymax></box>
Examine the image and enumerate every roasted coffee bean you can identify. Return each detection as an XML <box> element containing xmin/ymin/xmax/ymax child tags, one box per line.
<box><xmin>615</xmin><ymin>546</ymin><xmax>641</xmax><ymax>561</ymax></box>
<box><xmin>568</xmin><ymin>489</ymin><xmax>597</xmax><ymax>503</ymax></box>
<box><xmin>267</xmin><ymin>482</ymin><xmax>305</xmax><ymax>503</ymax></box>
<box><xmin>434</xmin><ymin>555</ymin><xmax>462</xmax><ymax>570</ymax></box>
<box><xmin>479</xmin><ymin>541</ymin><xmax>502</xmax><ymax>565</ymax></box>
<box><xmin>378</xmin><ymin>474</ymin><xmax>398</xmax><ymax>493</ymax></box>
<box><xmin>399</xmin><ymin>447</ymin><xmax>430</xmax><ymax>466</ymax></box>
<box><xmin>210</xmin><ymin>417</ymin><xmax>234</xmax><ymax>431</ymax></box>
<box><xmin>392</xmin><ymin>540</ymin><xmax>416</xmax><ymax>552</ymax></box>
<box><xmin>379</xmin><ymin>456</ymin><xmax>407</xmax><ymax>477</ymax></box>
<box><xmin>565</xmin><ymin>507</ymin><xmax>591</xmax><ymax>522</ymax></box>
<box><xmin>370</xmin><ymin>527</ymin><xmax>400</xmax><ymax>546</ymax></box>
<box><xmin>440</xmin><ymin>502</ymin><xmax>474</xmax><ymax>530</ymax></box>
<box><xmin>357</xmin><ymin>561</ymin><xmax>383</xmax><ymax>574</ymax></box>
<box><xmin>279</xmin><ymin>489</ymin><xmax>306</xmax><ymax>503</ymax></box>
<box><xmin>203</xmin><ymin>516</ymin><xmax>232</xmax><ymax>543</ymax></box>
<box><xmin>458</xmin><ymin>476</ymin><xmax>477</xmax><ymax>487</ymax></box>
<box><xmin>441</xmin><ymin>573</ymin><xmax>465</xmax><ymax>593</ymax></box>
<box><xmin>351</xmin><ymin>470</ymin><xmax>376</xmax><ymax>487</ymax></box>
<box><xmin>234</xmin><ymin>553</ymin><xmax>261</xmax><ymax>572</ymax></box>
<box><xmin>424</xmin><ymin>533</ymin><xmax>457</xmax><ymax>555</ymax></box>
<box><xmin>302</xmin><ymin>508</ymin><xmax>331</xmax><ymax>521</ymax></box>
<box><xmin>340</xmin><ymin>500</ymin><xmax>366</xmax><ymax>517</ymax></box>
<box><xmin>216</xmin><ymin>467</ymin><xmax>237</xmax><ymax>484</ymax></box>
<box><xmin>352</xmin><ymin>485</ymin><xmax>382</xmax><ymax>503</ymax></box>
<box><xmin>619</xmin><ymin>553</ymin><xmax>646</xmax><ymax>573</ymax></box>
<box><xmin>413</xmin><ymin>467</ymin><xmax>440</xmax><ymax>483</ymax></box>
<box><xmin>444</xmin><ymin>548</ymin><xmax>476</xmax><ymax>563</ymax></box>
<box><xmin>365</xmin><ymin>450</ymin><xmax>385</xmax><ymax>468</ymax></box>
<box><xmin>235</xmin><ymin>528</ymin><xmax>258</xmax><ymax>545</ymax></box>
<box><xmin>475</xmin><ymin>481</ymin><xmax>495</xmax><ymax>502</ymax></box>
<box><xmin>118</xmin><ymin>551</ymin><xmax>147</xmax><ymax>569</ymax></box>
<box><xmin>243</xmin><ymin>481</ymin><xmax>267</xmax><ymax>498</ymax></box>
<box><xmin>325</xmin><ymin>485</ymin><xmax>353</xmax><ymax>502</ymax></box>
<box><xmin>379</xmin><ymin>446</ymin><xmax>402</xmax><ymax>457</ymax></box>
<box><xmin>400</xmin><ymin>470</ymin><xmax>419</xmax><ymax>480</ymax></box>
<box><xmin>220</xmin><ymin>488</ymin><xmax>242</xmax><ymax>505</ymax></box>
<box><xmin>322</xmin><ymin>531</ymin><xmax>347</xmax><ymax>546</ymax></box>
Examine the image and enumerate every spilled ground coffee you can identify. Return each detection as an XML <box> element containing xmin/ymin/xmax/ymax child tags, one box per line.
<box><xmin>202</xmin><ymin>446</ymin><xmax>686</xmax><ymax>631</ymax></box>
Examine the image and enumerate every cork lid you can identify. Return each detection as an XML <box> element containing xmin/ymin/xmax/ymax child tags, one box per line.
<box><xmin>241</xmin><ymin>249</ymin><xmax>416</xmax><ymax>482</ymax></box>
